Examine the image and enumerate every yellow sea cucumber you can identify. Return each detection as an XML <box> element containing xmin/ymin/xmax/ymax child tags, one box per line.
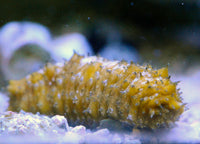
<box><xmin>7</xmin><ymin>54</ymin><xmax>185</xmax><ymax>129</ymax></box>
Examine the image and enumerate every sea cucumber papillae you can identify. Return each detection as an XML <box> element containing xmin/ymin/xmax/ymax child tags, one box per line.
<box><xmin>8</xmin><ymin>54</ymin><xmax>185</xmax><ymax>129</ymax></box>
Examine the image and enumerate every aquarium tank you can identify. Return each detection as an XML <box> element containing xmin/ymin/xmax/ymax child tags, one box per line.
<box><xmin>0</xmin><ymin>0</ymin><xmax>200</xmax><ymax>143</ymax></box>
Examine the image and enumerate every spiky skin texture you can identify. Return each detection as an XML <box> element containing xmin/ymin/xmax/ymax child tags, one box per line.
<box><xmin>8</xmin><ymin>54</ymin><xmax>184</xmax><ymax>129</ymax></box>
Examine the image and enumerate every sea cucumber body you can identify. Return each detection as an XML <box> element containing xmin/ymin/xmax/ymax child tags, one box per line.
<box><xmin>8</xmin><ymin>54</ymin><xmax>184</xmax><ymax>129</ymax></box>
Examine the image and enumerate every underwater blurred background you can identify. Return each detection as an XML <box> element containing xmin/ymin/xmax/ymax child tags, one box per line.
<box><xmin>0</xmin><ymin>0</ymin><xmax>200</xmax><ymax>82</ymax></box>
<box><xmin>0</xmin><ymin>0</ymin><xmax>200</xmax><ymax>143</ymax></box>
<box><xmin>0</xmin><ymin>0</ymin><xmax>200</xmax><ymax>79</ymax></box>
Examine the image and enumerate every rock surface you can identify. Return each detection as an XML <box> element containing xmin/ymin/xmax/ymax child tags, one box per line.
<box><xmin>0</xmin><ymin>111</ymin><xmax>141</xmax><ymax>143</ymax></box>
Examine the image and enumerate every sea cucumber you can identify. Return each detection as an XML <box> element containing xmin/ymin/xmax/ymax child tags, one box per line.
<box><xmin>7</xmin><ymin>54</ymin><xmax>185</xmax><ymax>129</ymax></box>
